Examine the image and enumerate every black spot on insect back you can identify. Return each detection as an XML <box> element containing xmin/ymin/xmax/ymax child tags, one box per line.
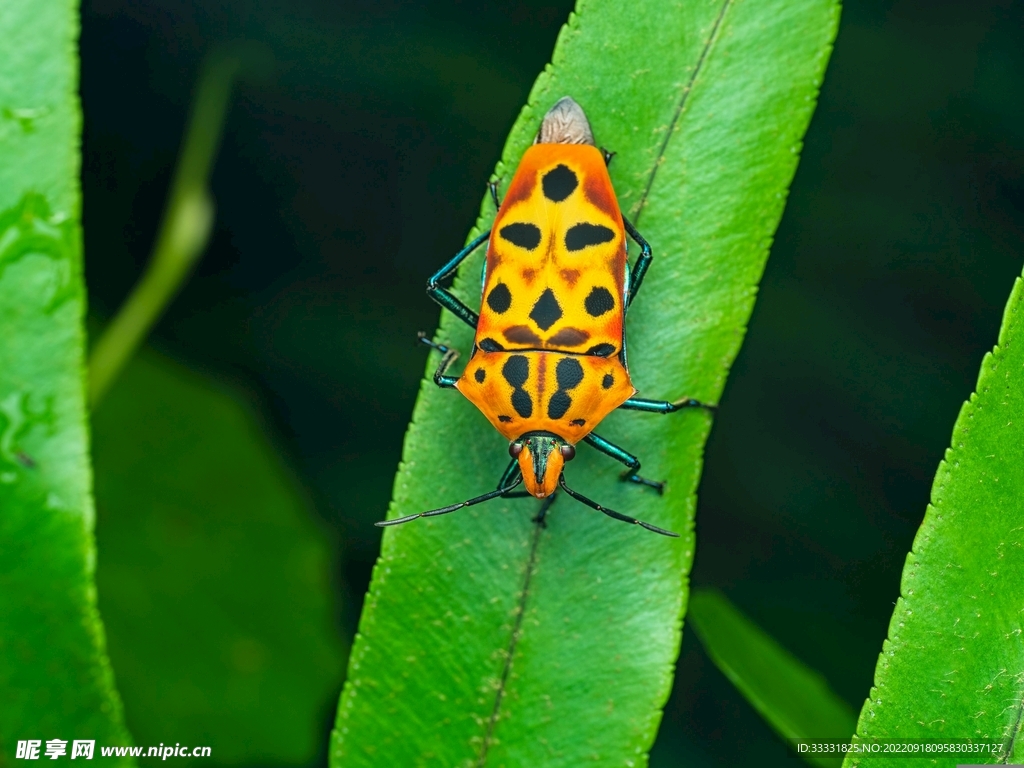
<box><xmin>555</xmin><ymin>357</ymin><xmax>584</xmax><ymax>389</ymax></box>
<box><xmin>548</xmin><ymin>356</ymin><xmax>585</xmax><ymax>419</ymax></box>
<box><xmin>584</xmin><ymin>286</ymin><xmax>615</xmax><ymax>317</ymax></box>
<box><xmin>546</xmin><ymin>327</ymin><xmax>590</xmax><ymax>347</ymax></box>
<box><xmin>503</xmin><ymin>325</ymin><xmax>542</xmax><ymax>345</ymax></box>
<box><xmin>500</xmin><ymin>222</ymin><xmax>542</xmax><ymax>250</ymax></box>
<box><xmin>547</xmin><ymin>391</ymin><xmax>572</xmax><ymax>419</ymax></box>
<box><xmin>586</xmin><ymin>343</ymin><xmax>616</xmax><ymax>357</ymax></box>
<box><xmin>511</xmin><ymin>390</ymin><xmax>533</xmax><ymax>418</ymax></box>
<box><xmin>602</xmin><ymin>372</ymin><xmax>614</xmax><ymax>389</ymax></box>
<box><xmin>570</xmin><ymin>418</ymin><xmax>586</xmax><ymax>426</ymax></box>
<box><xmin>487</xmin><ymin>283</ymin><xmax>512</xmax><ymax>313</ymax></box>
<box><xmin>565</xmin><ymin>222</ymin><xmax>615</xmax><ymax>252</ymax></box>
<box><xmin>530</xmin><ymin>288</ymin><xmax>563</xmax><ymax>331</ymax></box>
<box><xmin>478</xmin><ymin>338</ymin><xmax>505</xmax><ymax>352</ymax></box>
<box><xmin>498</xmin><ymin>415</ymin><xmax>512</xmax><ymax>423</ymax></box>
<box><xmin>502</xmin><ymin>355</ymin><xmax>533</xmax><ymax>417</ymax></box>
<box><xmin>474</xmin><ymin>368</ymin><xmax>486</xmax><ymax>383</ymax></box>
<box><xmin>542</xmin><ymin>164</ymin><xmax>578</xmax><ymax>202</ymax></box>
<box><xmin>502</xmin><ymin>355</ymin><xmax>530</xmax><ymax>387</ymax></box>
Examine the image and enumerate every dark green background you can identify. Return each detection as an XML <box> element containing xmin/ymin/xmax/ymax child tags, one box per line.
<box><xmin>81</xmin><ymin>0</ymin><xmax>1024</xmax><ymax>765</ymax></box>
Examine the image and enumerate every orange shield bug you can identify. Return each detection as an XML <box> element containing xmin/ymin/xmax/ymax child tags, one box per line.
<box><xmin>378</xmin><ymin>97</ymin><xmax>713</xmax><ymax>536</ymax></box>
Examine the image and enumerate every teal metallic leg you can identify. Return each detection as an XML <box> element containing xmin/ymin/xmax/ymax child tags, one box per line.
<box><xmin>622</xmin><ymin>218</ymin><xmax>652</xmax><ymax>309</ymax></box>
<box><xmin>619</xmin><ymin>396</ymin><xmax>716</xmax><ymax>413</ymax></box>
<box><xmin>426</xmin><ymin>230</ymin><xmax>490</xmax><ymax>329</ymax></box>
<box><xmin>583</xmin><ymin>431</ymin><xmax>665</xmax><ymax>493</ymax></box>
<box><xmin>418</xmin><ymin>334</ymin><xmax>460</xmax><ymax>389</ymax></box>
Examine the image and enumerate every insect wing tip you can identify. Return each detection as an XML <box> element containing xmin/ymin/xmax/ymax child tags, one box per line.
<box><xmin>536</xmin><ymin>96</ymin><xmax>595</xmax><ymax>146</ymax></box>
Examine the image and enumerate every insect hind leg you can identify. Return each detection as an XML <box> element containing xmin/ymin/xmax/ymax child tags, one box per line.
<box><xmin>583</xmin><ymin>432</ymin><xmax>665</xmax><ymax>494</ymax></box>
<box><xmin>622</xmin><ymin>217</ymin><xmax>652</xmax><ymax>309</ymax></box>
<box><xmin>426</xmin><ymin>230</ymin><xmax>490</xmax><ymax>329</ymax></box>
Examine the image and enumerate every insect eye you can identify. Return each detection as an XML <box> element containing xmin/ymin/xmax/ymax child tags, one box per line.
<box><xmin>560</xmin><ymin>444</ymin><xmax>576</xmax><ymax>461</ymax></box>
<box><xmin>509</xmin><ymin>442</ymin><xmax>523</xmax><ymax>458</ymax></box>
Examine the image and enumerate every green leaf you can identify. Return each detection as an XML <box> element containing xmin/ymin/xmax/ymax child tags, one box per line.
<box><xmin>843</xmin><ymin>270</ymin><xmax>1024</xmax><ymax>767</ymax></box>
<box><xmin>688</xmin><ymin>590</ymin><xmax>856</xmax><ymax>768</ymax></box>
<box><xmin>0</xmin><ymin>0</ymin><xmax>133</xmax><ymax>755</ymax></box>
<box><xmin>332</xmin><ymin>0</ymin><xmax>838</xmax><ymax>765</ymax></box>
<box><xmin>88</xmin><ymin>50</ymin><xmax>241</xmax><ymax>407</ymax></box>
<box><xmin>92</xmin><ymin>347</ymin><xmax>346</xmax><ymax>764</ymax></box>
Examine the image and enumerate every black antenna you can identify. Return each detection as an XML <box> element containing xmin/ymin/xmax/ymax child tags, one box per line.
<box><xmin>376</xmin><ymin>475</ymin><xmax>523</xmax><ymax>528</ymax></box>
<box><xmin>558</xmin><ymin>475</ymin><xmax>679</xmax><ymax>537</ymax></box>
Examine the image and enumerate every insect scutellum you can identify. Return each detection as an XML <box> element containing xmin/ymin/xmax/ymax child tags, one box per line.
<box><xmin>379</xmin><ymin>97</ymin><xmax>715</xmax><ymax>537</ymax></box>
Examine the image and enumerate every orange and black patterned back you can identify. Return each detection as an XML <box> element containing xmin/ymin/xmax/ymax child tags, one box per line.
<box><xmin>456</xmin><ymin>349</ymin><xmax>635</xmax><ymax>444</ymax></box>
<box><xmin>474</xmin><ymin>143</ymin><xmax>627</xmax><ymax>359</ymax></box>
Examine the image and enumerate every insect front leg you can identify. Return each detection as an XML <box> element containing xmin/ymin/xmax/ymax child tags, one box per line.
<box><xmin>618</xmin><ymin>396</ymin><xmax>717</xmax><ymax>413</ymax></box>
<box><xmin>583</xmin><ymin>432</ymin><xmax>665</xmax><ymax>493</ymax></box>
<box><xmin>426</xmin><ymin>230</ymin><xmax>490</xmax><ymax>329</ymax></box>
<box><xmin>418</xmin><ymin>333</ymin><xmax>461</xmax><ymax>389</ymax></box>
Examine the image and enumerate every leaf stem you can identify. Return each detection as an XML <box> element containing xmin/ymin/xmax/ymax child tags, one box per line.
<box><xmin>87</xmin><ymin>50</ymin><xmax>240</xmax><ymax>408</ymax></box>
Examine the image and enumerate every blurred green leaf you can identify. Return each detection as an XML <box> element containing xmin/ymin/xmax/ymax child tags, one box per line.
<box><xmin>843</xmin><ymin>270</ymin><xmax>1024</xmax><ymax>767</ymax></box>
<box><xmin>332</xmin><ymin>0</ymin><xmax>839</xmax><ymax>765</ymax></box>
<box><xmin>92</xmin><ymin>347</ymin><xmax>346</xmax><ymax>764</ymax></box>
<box><xmin>688</xmin><ymin>590</ymin><xmax>855</xmax><ymax>768</ymax></box>
<box><xmin>0</xmin><ymin>0</ymin><xmax>133</xmax><ymax>756</ymax></box>
<box><xmin>88</xmin><ymin>51</ymin><xmax>240</xmax><ymax>407</ymax></box>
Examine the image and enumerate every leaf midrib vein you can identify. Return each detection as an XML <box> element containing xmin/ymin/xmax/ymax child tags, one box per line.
<box><xmin>1002</xmin><ymin>686</ymin><xmax>1024</xmax><ymax>763</ymax></box>
<box><xmin>633</xmin><ymin>0</ymin><xmax>733</xmax><ymax>226</ymax></box>
<box><xmin>475</xmin><ymin>514</ymin><xmax>545</xmax><ymax>766</ymax></box>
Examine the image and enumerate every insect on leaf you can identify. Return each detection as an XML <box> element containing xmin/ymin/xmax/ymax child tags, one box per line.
<box><xmin>333</xmin><ymin>0</ymin><xmax>839</xmax><ymax>765</ymax></box>
<box><xmin>0</xmin><ymin>0</ymin><xmax>133</xmax><ymax>755</ymax></box>
<box><xmin>843</xmin><ymin>269</ymin><xmax>1024</xmax><ymax>767</ymax></box>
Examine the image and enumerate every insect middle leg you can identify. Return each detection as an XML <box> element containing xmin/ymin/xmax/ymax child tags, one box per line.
<box><xmin>583</xmin><ymin>432</ymin><xmax>665</xmax><ymax>493</ymax></box>
<box><xmin>618</xmin><ymin>396</ymin><xmax>716</xmax><ymax>413</ymax></box>
<box><xmin>418</xmin><ymin>334</ymin><xmax>461</xmax><ymax>389</ymax></box>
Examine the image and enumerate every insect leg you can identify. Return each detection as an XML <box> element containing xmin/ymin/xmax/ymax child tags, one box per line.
<box><xmin>583</xmin><ymin>432</ymin><xmax>665</xmax><ymax>493</ymax></box>
<box><xmin>426</xmin><ymin>230</ymin><xmax>490</xmax><ymax>329</ymax></box>
<box><xmin>418</xmin><ymin>334</ymin><xmax>462</xmax><ymax>389</ymax></box>
<box><xmin>496</xmin><ymin>458</ymin><xmax>559</xmax><ymax>524</ymax></box>
<box><xmin>497</xmin><ymin>457</ymin><xmax>522</xmax><ymax>491</ymax></box>
<box><xmin>558</xmin><ymin>475</ymin><xmax>679</xmax><ymax>537</ymax></box>
<box><xmin>622</xmin><ymin>217</ymin><xmax>652</xmax><ymax>309</ymax></box>
<box><xmin>532</xmin><ymin>493</ymin><xmax>557</xmax><ymax>527</ymax></box>
<box><xmin>618</xmin><ymin>396</ymin><xmax>717</xmax><ymax>413</ymax></box>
